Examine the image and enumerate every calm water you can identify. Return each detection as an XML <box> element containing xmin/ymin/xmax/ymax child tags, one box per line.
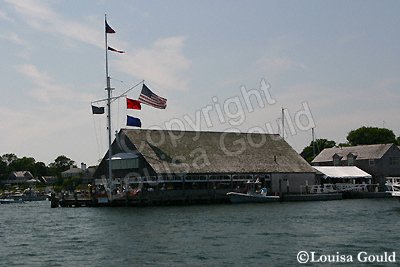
<box><xmin>1</xmin><ymin>198</ymin><xmax>399</xmax><ymax>266</ymax></box>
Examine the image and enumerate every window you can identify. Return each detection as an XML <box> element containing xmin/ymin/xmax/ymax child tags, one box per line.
<box><xmin>347</xmin><ymin>153</ymin><xmax>356</xmax><ymax>166</ymax></box>
<box><xmin>369</xmin><ymin>159</ymin><xmax>375</xmax><ymax>166</ymax></box>
<box><xmin>332</xmin><ymin>154</ymin><xmax>342</xmax><ymax>166</ymax></box>
<box><xmin>333</xmin><ymin>157</ymin><xmax>340</xmax><ymax>166</ymax></box>
<box><xmin>111</xmin><ymin>158</ymin><xmax>138</xmax><ymax>170</ymax></box>
<box><xmin>348</xmin><ymin>157</ymin><xmax>354</xmax><ymax>166</ymax></box>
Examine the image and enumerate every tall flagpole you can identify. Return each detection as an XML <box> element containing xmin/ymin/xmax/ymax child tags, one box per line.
<box><xmin>105</xmin><ymin>14</ymin><xmax>113</xmax><ymax>195</ymax></box>
<box><xmin>312</xmin><ymin>127</ymin><xmax>316</xmax><ymax>157</ymax></box>
<box><xmin>281</xmin><ymin>107</ymin><xmax>285</xmax><ymax>140</ymax></box>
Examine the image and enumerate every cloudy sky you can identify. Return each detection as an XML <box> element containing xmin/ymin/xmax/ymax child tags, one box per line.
<box><xmin>1</xmin><ymin>0</ymin><xmax>399</xmax><ymax>166</ymax></box>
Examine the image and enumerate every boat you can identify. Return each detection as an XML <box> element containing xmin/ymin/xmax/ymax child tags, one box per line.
<box><xmin>226</xmin><ymin>179</ymin><xmax>279</xmax><ymax>203</ymax></box>
<box><xmin>20</xmin><ymin>188</ymin><xmax>47</xmax><ymax>201</ymax></box>
<box><xmin>227</xmin><ymin>192</ymin><xmax>280</xmax><ymax>203</ymax></box>
<box><xmin>0</xmin><ymin>198</ymin><xmax>24</xmax><ymax>204</ymax></box>
<box><xmin>385</xmin><ymin>177</ymin><xmax>400</xmax><ymax>201</ymax></box>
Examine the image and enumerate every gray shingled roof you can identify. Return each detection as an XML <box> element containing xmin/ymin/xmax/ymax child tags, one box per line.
<box><xmin>312</xmin><ymin>144</ymin><xmax>394</xmax><ymax>163</ymax></box>
<box><xmin>62</xmin><ymin>168</ymin><xmax>84</xmax><ymax>175</ymax></box>
<box><xmin>121</xmin><ymin>129</ymin><xmax>315</xmax><ymax>174</ymax></box>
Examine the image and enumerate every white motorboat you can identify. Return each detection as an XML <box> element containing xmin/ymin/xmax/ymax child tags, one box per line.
<box><xmin>227</xmin><ymin>179</ymin><xmax>279</xmax><ymax>203</ymax></box>
<box><xmin>227</xmin><ymin>191</ymin><xmax>280</xmax><ymax>203</ymax></box>
<box><xmin>385</xmin><ymin>177</ymin><xmax>400</xmax><ymax>201</ymax></box>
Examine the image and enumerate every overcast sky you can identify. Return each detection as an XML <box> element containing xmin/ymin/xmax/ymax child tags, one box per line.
<box><xmin>1</xmin><ymin>0</ymin><xmax>399</xmax><ymax>166</ymax></box>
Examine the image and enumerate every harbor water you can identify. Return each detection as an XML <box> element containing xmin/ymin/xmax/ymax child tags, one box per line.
<box><xmin>1</xmin><ymin>199</ymin><xmax>399</xmax><ymax>266</ymax></box>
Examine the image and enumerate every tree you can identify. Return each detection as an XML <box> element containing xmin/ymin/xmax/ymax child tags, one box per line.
<box><xmin>34</xmin><ymin>162</ymin><xmax>48</xmax><ymax>177</ymax></box>
<box><xmin>347</xmin><ymin>126</ymin><xmax>397</xmax><ymax>146</ymax></box>
<box><xmin>9</xmin><ymin>157</ymin><xmax>36</xmax><ymax>173</ymax></box>
<box><xmin>1</xmin><ymin>153</ymin><xmax>18</xmax><ymax>165</ymax></box>
<box><xmin>301</xmin><ymin>139</ymin><xmax>336</xmax><ymax>163</ymax></box>
<box><xmin>0</xmin><ymin>160</ymin><xmax>7</xmax><ymax>179</ymax></box>
<box><xmin>48</xmin><ymin>155</ymin><xmax>75</xmax><ymax>176</ymax></box>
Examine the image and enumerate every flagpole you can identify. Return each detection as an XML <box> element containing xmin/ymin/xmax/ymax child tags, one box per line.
<box><xmin>105</xmin><ymin>14</ymin><xmax>113</xmax><ymax>196</ymax></box>
<box><xmin>281</xmin><ymin>107</ymin><xmax>285</xmax><ymax>140</ymax></box>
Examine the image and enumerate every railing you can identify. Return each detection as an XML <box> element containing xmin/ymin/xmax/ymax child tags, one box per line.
<box><xmin>103</xmin><ymin>174</ymin><xmax>271</xmax><ymax>185</ymax></box>
<box><xmin>385</xmin><ymin>178</ymin><xmax>400</xmax><ymax>198</ymax></box>
<box><xmin>386</xmin><ymin>177</ymin><xmax>400</xmax><ymax>192</ymax></box>
<box><xmin>301</xmin><ymin>183</ymin><xmax>379</xmax><ymax>194</ymax></box>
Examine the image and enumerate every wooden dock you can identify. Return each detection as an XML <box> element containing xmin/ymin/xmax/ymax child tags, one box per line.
<box><xmin>50</xmin><ymin>191</ymin><xmax>231</xmax><ymax>208</ymax></box>
<box><xmin>282</xmin><ymin>193</ymin><xmax>343</xmax><ymax>201</ymax></box>
<box><xmin>50</xmin><ymin>191</ymin><xmax>392</xmax><ymax>208</ymax></box>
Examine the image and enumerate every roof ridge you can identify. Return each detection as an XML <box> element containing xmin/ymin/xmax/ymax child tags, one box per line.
<box><xmin>121</xmin><ymin>128</ymin><xmax>280</xmax><ymax>136</ymax></box>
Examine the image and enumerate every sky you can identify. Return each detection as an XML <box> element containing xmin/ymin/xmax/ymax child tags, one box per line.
<box><xmin>1</xmin><ymin>0</ymin><xmax>399</xmax><ymax>166</ymax></box>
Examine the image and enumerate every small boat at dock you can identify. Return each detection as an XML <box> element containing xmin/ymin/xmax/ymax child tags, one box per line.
<box><xmin>226</xmin><ymin>179</ymin><xmax>279</xmax><ymax>203</ymax></box>
<box><xmin>386</xmin><ymin>177</ymin><xmax>400</xmax><ymax>201</ymax></box>
<box><xmin>227</xmin><ymin>192</ymin><xmax>280</xmax><ymax>203</ymax></box>
<box><xmin>0</xmin><ymin>198</ymin><xmax>24</xmax><ymax>204</ymax></box>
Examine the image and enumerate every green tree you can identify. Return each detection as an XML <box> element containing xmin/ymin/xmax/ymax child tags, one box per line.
<box><xmin>48</xmin><ymin>155</ymin><xmax>75</xmax><ymax>176</ymax></box>
<box><xmin>0</xmin><ymin>159</ymin><xmax>7</xmax><ymax>179</ymax></box>
<box><xmin>34</xmin><ymin>162</ymin><xmax>48</xmax><ymax>177</ymax></box>
<box><xmin>9</xmin><ymin>157</ymin><xmax>36</xmax><ymax>173</ymax></box>
<box><xmin>1</xmin><ymin>153</ymin><xmax>18</xmax><ymax>165</ymax></box>
<box><xmin>301</xmin><ymin>139</ymin><xmax>336</xmax><ymax>163</ymax></box>
<box><xmin>347</xmin><ymin>126</ymin><xmax>397</xmax><ymax>146</ymax></box>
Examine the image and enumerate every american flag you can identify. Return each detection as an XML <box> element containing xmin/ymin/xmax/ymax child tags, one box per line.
<box><xmin>138</xmin><ymin>84</ymin><xmax>167</xmax><ymax>109</ymax></box>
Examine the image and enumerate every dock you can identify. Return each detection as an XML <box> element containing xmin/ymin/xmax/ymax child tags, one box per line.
<box><xmin>282</xmin><ymin>193</ymin><xmax>343</xmax><ymax>201</ymax></box>
<box><xmin>50</xmin><ymin>190</ymin><xmax>393</xmax><ymax>207</ymax></box>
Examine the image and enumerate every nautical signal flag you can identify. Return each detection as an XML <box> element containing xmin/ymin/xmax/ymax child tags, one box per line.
<box><xmin>138</xmin><ymin>84</ymin><xmax>167</xmax><ymax>109</ymax></box>
<box><xmin>91</xmin><ymin>105</ymin><xmax>105</xmax><ymax>114</ymax></box>
<box><xmin>127</xmin><ymin>98</ymin><xmax>141</xmax><ymax>110</ymax></box>
<box><xmin>127</xmin><ymin>115</ymin><xmax>141</xmax><ymax>127</ymax></box>
<box><xmin>105</xmin><ymin>19</ymin><xmax>115</xmax><ymax>33</ymax></box>
<box><xmin>108</xmin><ymin>46</ymin><xmax>124</xmax><ymax>53</ymax></box>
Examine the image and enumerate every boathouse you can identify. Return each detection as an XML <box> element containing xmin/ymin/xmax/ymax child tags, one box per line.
<box><xmin>94</xmin><ymin>129</ymin><xmax>315</xmax><ymax>199</ymax></box>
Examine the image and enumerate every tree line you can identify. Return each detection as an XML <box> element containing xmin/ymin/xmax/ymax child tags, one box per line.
<box><xmin>0</xmin><ymin>154</ymin><xmax>76</xmax><ymax>179</ymax></box>
<box><xmin>301</xmin><ymin>126</ymin><xmax>400</xmax><ymax>163</ymax></box>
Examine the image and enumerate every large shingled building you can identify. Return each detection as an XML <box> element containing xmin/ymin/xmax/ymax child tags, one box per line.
<box><xmin>94</xmin><ymin>129</ymin><xmax>315</xmax><ymax>197</ymax></box>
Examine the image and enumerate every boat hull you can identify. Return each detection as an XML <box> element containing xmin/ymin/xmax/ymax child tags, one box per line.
<box><xmin>227</xmin><ymin>192</ymin><xmax>280</xmax><ymax>203</ymax></box>
<box><xmin>0</xmin><ymin>198</ymin><xmax>24</xmax><ymax>204</ymax></box>
<box><xmin>389</xmin><ymin>191</ymin><xmax>400</xmax><ymax>201</ymax></box>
